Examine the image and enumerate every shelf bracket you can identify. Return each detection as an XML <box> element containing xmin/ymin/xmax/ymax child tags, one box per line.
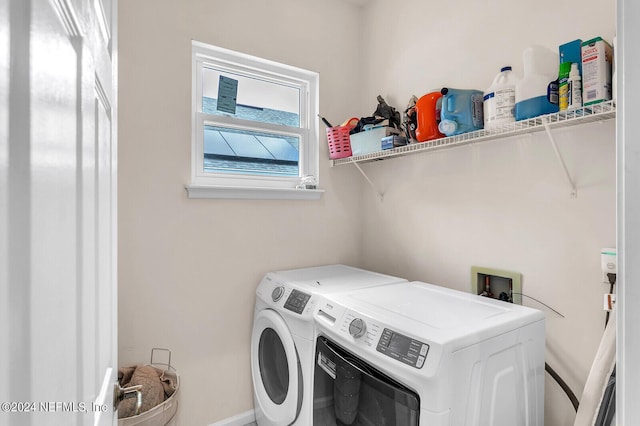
<box><xmin>544</xmin><ymin>124</ymin><xmax>577</xmax><ymax>198</ymax></box>
<box><xmin>353</xmin><ymin>162</ymin><xmax>384</xmax><ymax>201</ymax></box>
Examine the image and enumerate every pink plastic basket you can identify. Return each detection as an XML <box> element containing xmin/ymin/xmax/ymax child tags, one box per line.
<box><xmin>326</xmin><ymin>126</ymin><xmax>353</xmax><ymax>159</ymax></box>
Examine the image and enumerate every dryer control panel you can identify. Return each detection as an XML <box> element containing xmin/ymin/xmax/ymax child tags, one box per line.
<box><xmin>376</xmin><ymin>328</ymin><xmax>430</xmax><ymax>369</ymax></box>
<box><xmin>283</xmin><ymin>289</ymin><xmax>311</xmax><ymax>314</ymax></box>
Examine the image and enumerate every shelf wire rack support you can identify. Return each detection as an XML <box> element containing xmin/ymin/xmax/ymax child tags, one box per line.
<box><xmin>353</xmin><ymin>162</ymin><xmax>384</xmax><ymax>201</ymax></box>
<box><xmin>543</xmin><ymin>123</ymin><xmax>578</xmax><ymax>198</ymax></box>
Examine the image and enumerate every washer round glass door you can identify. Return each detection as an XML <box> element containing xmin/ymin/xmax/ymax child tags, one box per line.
<box><xmin>251</xmin><ymin>309</ymin><xmax>300</xmax><ymax>424</ymax></box>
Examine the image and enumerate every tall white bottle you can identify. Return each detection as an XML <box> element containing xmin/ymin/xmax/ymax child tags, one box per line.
<box><xmin>483</xmin><ymin>66</ymin><xmax>518</xmax><ymax>130</ymax></box>
<box><xmin>567</xmin><ymin>63</ymin><xmax>582</xmax><ymax>110</ymax></box>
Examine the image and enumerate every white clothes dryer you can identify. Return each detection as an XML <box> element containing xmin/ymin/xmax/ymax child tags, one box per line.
<box><xmin>251</xmin><ymin>265</ymin><xmax>406</xmax><ymax>426</ymax></box>
<box><xmin>312</xmin><ymin>281</ymin><xmax>546</xmax><ymax>426</ymax></box>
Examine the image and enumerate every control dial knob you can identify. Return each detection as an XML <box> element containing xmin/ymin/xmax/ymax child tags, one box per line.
<box><xmin>271</xmin><ymin>286</ymin><xmax>285</xmax><ymax>302</ymax></box>
<box><xmin>349</xmin><ymin>318</ymin><xmax>367</xmax><ymax>338</ymax></box>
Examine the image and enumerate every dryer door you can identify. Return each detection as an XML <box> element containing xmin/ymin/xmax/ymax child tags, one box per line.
<box><xmin>251</xmin><ymin>309</ymin><xmax>302</xmax><ymax>425</ymax></box>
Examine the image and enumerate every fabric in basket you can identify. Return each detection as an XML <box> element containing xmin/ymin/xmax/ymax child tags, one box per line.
<box><xmin>118</xmin><ymin>365</ymin><xmax>165</xmax><ymax>419</ymax></box>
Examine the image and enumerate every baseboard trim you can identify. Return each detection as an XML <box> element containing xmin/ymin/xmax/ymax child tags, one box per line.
<box><xmin>208</xmin><ymin>409</ymin><xmax>256</xmax><ymax>426</ymax></box>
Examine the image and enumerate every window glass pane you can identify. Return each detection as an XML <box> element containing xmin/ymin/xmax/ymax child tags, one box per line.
<box><xmin>190</xmin><ymin>41</ymin><xmax>320</xmax><ymax>198</ymax></box>
<box><xmin>202</xmin><ymin>66</ymin><xmax>301</xmax><ymax>128</ymax></box>
<box><xmin>204</xmin><ymin>125</ymin><xmax>299</xmax><ymax>177</ymax></box>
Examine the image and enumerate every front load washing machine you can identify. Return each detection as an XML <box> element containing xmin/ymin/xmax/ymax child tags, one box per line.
<box><xmin>312</xmin><ymin>281</ymin><xmax>546</xmax><ymax>426</ymax></box>
<box><xmin>250</xmin><ymin>265</ymin><xmax>406</xmax><ymax>426</ymax></box>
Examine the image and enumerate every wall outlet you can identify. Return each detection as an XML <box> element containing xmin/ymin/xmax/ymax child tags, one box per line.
<box><xmin>601</xmin><ymin>248</ymin><xmax>617</xmax><ymax>283</ymax></box>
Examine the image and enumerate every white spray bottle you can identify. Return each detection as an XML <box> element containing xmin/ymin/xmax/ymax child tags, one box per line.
<box><xmin>567</xmin><ymin>63</ymin><xmax>582</xmax><ymax>110</ymax></box>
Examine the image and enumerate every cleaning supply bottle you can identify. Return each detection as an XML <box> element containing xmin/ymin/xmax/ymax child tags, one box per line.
<box><xmin>415</xmin><ymin>91</ymin><xmax>445</xmax><ymax>142</ymax></box>
<box><xmin>438</xmin><ymin>87</ymin><xmax>484</xmax><ymax>136</ymax></box>
<box><xmin>483</xmin><ymin>66</ymin><xmax>517</xmax><ymax>130</ymax></box>
<box><xmin>515</xmin><ymin>46</ymin><xmax>559</xmax><ymax>120</ymax></box>
<box><xmin>567</xmin><ymin>63</ymin><xmax>582</xmax><ymax>110</ymax></box>
<box><xmin>558</xmin><ymin>61</ymin><xmax>572</xmax><ymax>111</ymax></box>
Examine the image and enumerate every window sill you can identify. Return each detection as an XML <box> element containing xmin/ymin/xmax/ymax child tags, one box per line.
<box><xmin>185</xmin><ymin>184</ymin><xmax>324</xmax><ymax>200</ymax></box>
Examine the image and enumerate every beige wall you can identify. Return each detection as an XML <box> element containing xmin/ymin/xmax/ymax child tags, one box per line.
<box><xmin>357</xmin><ymin>1</ymin><xmax>616</xmax><ymax>425</ymax></box>
<box><xmin>117</xmin><ymin>1</ymin><xmax>366</xmax><ymax>424</ymax></box>
<box><xmin>119</xmin><ymin>0</ymin><xmax>617</xmax><ymax>424</ymax></box>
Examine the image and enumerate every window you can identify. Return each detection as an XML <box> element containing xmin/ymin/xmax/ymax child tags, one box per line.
<box><xmin>187</xmin><ymin>41</ymin><xmax>322</xmax><ymax>200</ymax></box>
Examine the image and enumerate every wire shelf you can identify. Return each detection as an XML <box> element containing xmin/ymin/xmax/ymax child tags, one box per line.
<box><xmin>330</xmin><ymin>100</ymin><xmax>616</xmax><ymax>167</ymax></box>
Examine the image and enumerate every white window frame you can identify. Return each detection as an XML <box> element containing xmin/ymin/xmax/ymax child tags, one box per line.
<box><xmin>186</xmin><ymin>41</ymin><xmax>323</xmax><ymax>200</ymax></box>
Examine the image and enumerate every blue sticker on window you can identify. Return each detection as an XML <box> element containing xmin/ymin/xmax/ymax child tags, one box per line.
<box><xmin>217</xmin><ymin>76</ymin><xmax>238</xmax><ymax>114</ymax></box>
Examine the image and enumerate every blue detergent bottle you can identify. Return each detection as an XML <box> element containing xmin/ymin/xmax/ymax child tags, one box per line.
<box><xmin>515</xmin><ymin>46</ymin><xmax>559</xmax><ymax>120</ymax></box>
<box><xmin>438</xmin><ymin>87</ymin><xmax>485</xmax><ymax>136</ymax></box>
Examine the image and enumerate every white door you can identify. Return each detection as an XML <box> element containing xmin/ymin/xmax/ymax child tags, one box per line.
<box><xmin>0</xmin><ymin>0</ymin><xmax>118</xmax><ymax>425</ymax></box>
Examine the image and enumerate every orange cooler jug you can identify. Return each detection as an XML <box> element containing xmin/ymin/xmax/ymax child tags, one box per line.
<box><xmin>415</xmin><ymin>91</ymin><xmax>445</xmax><ymax>142</ymax></box>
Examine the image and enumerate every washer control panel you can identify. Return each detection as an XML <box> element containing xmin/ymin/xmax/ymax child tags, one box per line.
<box><xmin>283</xmin><ymin>289</ymin><xmax>311</xmax><ymax>314</ymax></box>
<box><xmin>376</xmin><ymin>328</ymin><xmax>429</xmax><ymax>369</ymax></box>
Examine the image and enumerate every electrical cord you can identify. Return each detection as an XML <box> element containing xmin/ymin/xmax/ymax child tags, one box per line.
<box><xmin>605</xmin><ymin>273</ymin><xmax>616</xmax><ymax>327</ymax></box>
<box><xmin>510</xmin><ymin>292</ymin><xmax>565</xmax><ymax>318</ymax></box>
<box><xmin>545</xmin><ymin>362</ymin><xmax>579</xmax><ymax>412</ymax></box>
